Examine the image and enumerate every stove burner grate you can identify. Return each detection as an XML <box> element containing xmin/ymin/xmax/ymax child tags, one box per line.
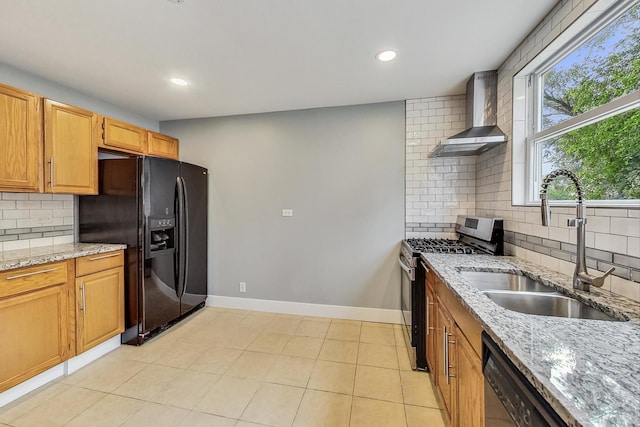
<box><xmin>406</xmin><ymin>238</ymin><xmax>478</xmax><ymax>254</ymax></box>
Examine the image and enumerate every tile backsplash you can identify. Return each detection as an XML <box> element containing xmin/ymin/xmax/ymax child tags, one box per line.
<box><xmin>0</xmin><ymin>192</ymin><xmax>74</xmax><ymax>251</ymax></box>
<box><xmin>405</xmin><ymin>95</ymin><xmax>475</xmax><ymax>238</ymax></box>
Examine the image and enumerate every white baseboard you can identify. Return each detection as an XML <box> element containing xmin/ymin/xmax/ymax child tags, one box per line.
<box><xmin>0</xmin><ymin>335</ymin><xmax>120</xmax><ymax>409</ymax></box>
<box><xmin>207</xmin><ymin>295</ymin><xmax>403</xmax><ymax>324</ymax></box>
<box><xmin>0</xmin><ymin>365</ymin><xmax>65</xmax><ymax>409</ymax></box>
<box><xmin>66</xmin><ymin>335</ymin><xmax>121</xmax><ymax>374</ymax></box>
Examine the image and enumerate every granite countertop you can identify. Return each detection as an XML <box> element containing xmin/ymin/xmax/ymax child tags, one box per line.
<box><xmin>421</xmin><ymin>253</ymin><xmax>640</xmax><ymax>427</ymax></box>
<box><xmin>0</xmin><ymin>243</ymin><xmax>127</xmax><ymax>272</ymax></box>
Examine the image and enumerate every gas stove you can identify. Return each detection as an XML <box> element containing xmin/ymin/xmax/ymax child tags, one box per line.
<box><xmin>403</xmin><ymin>216</ymin><xmax>504</xmax><ymax>257</ymax></box>
<box><xmin>399</xmin><ymin>216</ymin><xmax>503</xmax><ymax>371</ymax></box>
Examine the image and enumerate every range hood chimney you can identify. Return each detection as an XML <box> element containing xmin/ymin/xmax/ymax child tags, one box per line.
<box><xmin>429</xmin><ymin>71</ymin><xmax>507</xmax><ymax>157</ymax></box>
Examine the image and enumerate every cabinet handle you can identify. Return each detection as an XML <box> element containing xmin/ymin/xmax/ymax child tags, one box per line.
<box><xmin>443</xmin><ymin>326</ymin><xmax>448</xmax><ymax>383</ymax></box>
<box><xmin>80</xmin><ymin>283</ymin><xmax>86</xmax><ymax>315</ymax></box>
<box><xmin>88</xmin><ymin>253</ymin><xmax>119</xmax><ymax>261</ymax></box>
<box><xmin>6</xmin><ymin>267</ymin><xmax>58</xmax><ymax>280</ymax></box>
<box><xmin>49</xmin><ymin>157</ymin><xmax>55</xmax><ymax>188</ymax></box>
<box><xmin>447</xmin><ymin>334</ymin><xmax>455</xmax><ymax>382</ymax></box>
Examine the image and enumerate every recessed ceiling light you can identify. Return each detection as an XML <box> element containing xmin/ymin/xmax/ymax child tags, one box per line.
<box><xmin>170</xmin><ymin>77</ymin><xmax>189</xmax><ymax>86</ymax></box>
<box><xmin>376</xmin><ymin>50</ymin><xmax>397</xmax><ymax>62</ymax></box>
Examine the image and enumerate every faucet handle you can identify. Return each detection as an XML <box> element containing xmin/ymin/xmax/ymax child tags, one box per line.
<box><xmin>592</xmin><ymin>267</ymin><xmax>615</xmax><ymax>288</ymax></box>
<box><xmin>567</xmin><ymin>218</ymin><xmax>587</xmax><ymax>227</ymax></box>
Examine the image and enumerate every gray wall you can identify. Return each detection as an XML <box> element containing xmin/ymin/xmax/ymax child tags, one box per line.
<box><xmin>0</xmin><ymin>62</ymin><xmax>158</xmax><ymax>130</ymax></box>
<box><xmin>161</xmin><ymin>102</ymin><xmax>405</xmax><ymax>310</ymax></box>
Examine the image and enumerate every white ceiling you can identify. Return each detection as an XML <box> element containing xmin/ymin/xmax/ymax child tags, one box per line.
<box><xmin>0</xmin><ymin>0</ymin><xmax>557</xmax><ymax>121</ymax></box>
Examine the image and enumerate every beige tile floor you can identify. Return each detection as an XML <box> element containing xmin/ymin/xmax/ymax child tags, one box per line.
<box><xmin>0</xmin><ymin>307</ymin><xmax>447</xmax><ymax>427</ymax></box>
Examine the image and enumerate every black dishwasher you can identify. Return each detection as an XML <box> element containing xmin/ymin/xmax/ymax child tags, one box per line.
<box><xmin>482</xmin><ymin>332</ymin><xmax>568</xmax><ymax>427</ymax></box>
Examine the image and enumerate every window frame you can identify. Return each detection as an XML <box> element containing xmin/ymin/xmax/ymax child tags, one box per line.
<box><xmin>512</xmin><ymin>0</ymin><xmax>640</xmax><ymax>208</ymax></box>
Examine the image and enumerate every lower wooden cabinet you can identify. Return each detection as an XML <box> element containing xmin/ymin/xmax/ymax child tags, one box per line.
<box><xmin>456</xmin><ymin>324</ymin><xmax>484</xmax><ymax>427</ymax></box>
<box><xmin>0</xmin><ymin>261</ymin><xmax>72</xmax><ymax>392</ymax></box>
<box><xmin>428</xmin><ymin>269</ymin><xmax>485</xmax><ymax>427</ymax></box>
<box><xmin>435</xmin><ymin>296</ymin><xmax>457</xmax><ymax>424</ymax></box>
<box><xmin>0</xmin><ymin>250</ymin><xmax>125</xmax><ymax>393</ymax></box>
<box><xmin>75</xmin><ymin>251</ymin><xmax>124</xmax><ymax>354</ymax></box>
<box><xmin>75</xmin><ymin>267</ymin><xmax>124</xmax><ymax>353</ymax></box>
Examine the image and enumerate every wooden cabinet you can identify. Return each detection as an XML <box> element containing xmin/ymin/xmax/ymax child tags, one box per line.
<box><xmin>0</xmin><ymin>83</ymin><xmax>42</xmax><ymax>192</ymax></box>
<box><xmin>44</xmin><ymin>99</ymin><xmax>98</xmax><ymax>194</ymax></box>
<box><xmin>0</xmin><ymin>261</ymin><xmax>73</xmax><ymax>392</ymax></box>
<box><xmin>147</xmin><ymin>131</ymin><xmax>179</xmax><ymax>160</ymax></box>
<box><xmin>456</xmin><ymin>325</ymin><xmax>484</xmax><ymax>427</ymax></box>
<box><xmin>436</xmin><ymin>296</ymin><xmax>457</xmax><ymax>424</ymax></box>
<box><xmin>427</xmin><ymin>269</ymin><xmax>484</xmax><ymax>427</ymax></box>
<box><xmin>101</xmin><ymin>117</ymin><xmax>146</xmax><ymax>154</ymax></box>
<box><xmin>75</xmin><ymin>251</ymin><xmax>124</xmax><ymax>354</ymax></box>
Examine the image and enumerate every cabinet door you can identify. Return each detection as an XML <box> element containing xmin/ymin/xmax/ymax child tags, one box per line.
<box><xmin>101</xmin><ymin>117</ymin><xmax>146</xmax><ymax>154</ymax></box>
<box><xmin>436</xmin><ymin>297</ymin><xmax>457</xmax><ymax>424</ymax></box>
<box><xmin>0</xmin><ymin>284</ymin><xmax>69</xmax><ymax>392</ymax></box>
<box><xmin>76</xmin><ymin>267</ymin><xmax>124</xmax><ymax>354</ymax></box>
<box><xmin>456</xmin><ymin>325</ymin><xmax>484</xmax><ymax>427</ymax></box>
<box><xmin>147</xmin><ymin>131</ymin><xmax>179</xmax><ymax>160</ymax></box>
<box><xmin>426</xmin><ymin>280</ymin><xmax>436</xmax><ymax>373</ymax></box>
<box><xmin>0</xmin><ymin>83</ymin><xmax>42</xmax><ymax>192</ymax></box>
<box><xmin>44</xmin><ymin>99</ymin><xmax>98</xmax><ymax>194</ymax></box>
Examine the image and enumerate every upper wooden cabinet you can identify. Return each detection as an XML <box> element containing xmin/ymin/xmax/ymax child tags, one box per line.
<box><xmin>101</xmin><ymin>117</ymin><xmax>146</xmax><ymax>154</ymax></box>
<box><xmin>44</xmin><ymin>99</ymin><xmax>99</xmax><ymax>194</ymax></box>
<box><xmin>147</xmin><ymin>131</ymin><xmax>179</xmax><ymax>160</ymax></box>
<box><xmin>0</xmin><ymin>83</ymin><xmax>42</xmax><ymax>192</ymax></box>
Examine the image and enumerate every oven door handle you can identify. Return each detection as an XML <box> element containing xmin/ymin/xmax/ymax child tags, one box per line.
<box><xmin>398</xmin><ymin>256</ymin><xmax>415</xmax><ymax>281</ymax></box>
<box><xmin>420</xmin><ymin>261</ymin><xmax>429</xmax><ymax>272</ymax></box>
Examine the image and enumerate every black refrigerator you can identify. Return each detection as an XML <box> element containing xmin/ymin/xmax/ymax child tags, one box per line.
<box><xmin>79</xmin><ymin>157</ymin><xmax>208</xmax><ymax>345</ymax></box>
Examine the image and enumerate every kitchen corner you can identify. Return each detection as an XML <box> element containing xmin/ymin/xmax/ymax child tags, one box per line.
<box><xmin>422</xmin><ymin>252</ymin><xmax>640</xmax><ymax>426</ymax></box>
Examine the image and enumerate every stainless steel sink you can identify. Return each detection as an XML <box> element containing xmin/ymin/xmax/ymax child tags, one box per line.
<box><xmin>482</xmin><ymin>290</ymin><xmax>622</xmax><ymax>321</ymax></box>
<box><xmin>460</xmin><ymin>271</ymin><xmax>555</xmax><ymax>292</ymax></box>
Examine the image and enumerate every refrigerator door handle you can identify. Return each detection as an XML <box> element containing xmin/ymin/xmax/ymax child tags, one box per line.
<box><xmin>175</xmin><ymin>177</ymin><xmax>186</xmax><ymax>298</ymax></box>
<box><xmin>178</xmin><ymin>176</ymin><xmax>189</xmax><ymax>298</ymax></box>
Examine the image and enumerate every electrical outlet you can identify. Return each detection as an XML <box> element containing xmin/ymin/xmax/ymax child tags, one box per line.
<box><xmin>239</xmin><ymin>282</ymin><xmax>246</xmax><ymax>293</ymax></box>
<box><xmin>37</xmin><ymin>215</ymin><xmax>52</xmax><ymax>224</ymax></box>
<box><xmin>282</xmin><ymin>209</ymin><xmax>293</xmax><ymax>217</ymax></box>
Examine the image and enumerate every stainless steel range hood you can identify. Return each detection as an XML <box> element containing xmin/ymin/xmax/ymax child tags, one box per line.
<box><xmin>429</xmin><ymin>71</ymin><xmax>507</xmax><ymax>157</ymax></box>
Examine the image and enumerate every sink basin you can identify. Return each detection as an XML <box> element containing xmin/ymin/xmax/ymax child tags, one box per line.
<box><xmin>460</xmin><ymin>271</ymin><xmax>555</xmax><ymax>292</ymax></box>
<box><xmin>482</xmin><ymin>290</ymin><xmax>622</xmax><ymax>321</ymax></box>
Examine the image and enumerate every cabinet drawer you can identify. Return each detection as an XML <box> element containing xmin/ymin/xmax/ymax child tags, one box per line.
<box><xmin>0</xmin><ymin>261</ymin><xmax>69</xmax><ymax>299</ymax></box>
<box><xmin>76</xmin><ymin>251</ymin><xmax>123</xmax><ymax>277</ymax></box>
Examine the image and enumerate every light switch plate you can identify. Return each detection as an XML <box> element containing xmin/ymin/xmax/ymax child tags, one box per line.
<box><xmin>282</xmin><ymin>209</ymin><xmax>293</xmax><ymax>217</ymax></box>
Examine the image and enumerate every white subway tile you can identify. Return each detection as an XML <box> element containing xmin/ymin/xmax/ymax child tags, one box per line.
<box><xmin>3</xmin><ymin>240</ymin><xmax>30</xmax><ymax>251</ymax></box>
<box><xmin>610</xmin><ymin>277</ymin><xmax>640</xmax><ymax>303</ymax></box>
<box><xmin>28</xmin><ymin>194</ymin><xmax>53</xmax><ymax>201</ymax></box>
<box><xmin>610</xmin><ymin>217</ymin><xmax>640</xmax><ymax>238</ymax></box>
<box><xmin>16</xmin><ymin>201</ymin><xmax>42</xmax><ymax>209</ymax></box>
<box><xmin>2</xmin><ymin>193</ymin><xmax>29</xmax><ymax>200</ymax></box>
<box><xmin>628</xmin><ymin>237</ymin><xmax>640</xmax><ymax>258</ymax></box>
<box><xmin>594</xmin><ymin>233</ymin><xmax>627</xmax><ymax>254</ymax></box>
<box><xmin>1</xmin><ymin>210</ymin><xmax>29</xmax><ymax>220</ymax></box>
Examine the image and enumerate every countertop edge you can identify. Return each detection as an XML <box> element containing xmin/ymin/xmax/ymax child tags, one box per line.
<box><xmin>0</xmin><ymin>243</ymin><xmax>127</xmax><ymax>271</ymax></box>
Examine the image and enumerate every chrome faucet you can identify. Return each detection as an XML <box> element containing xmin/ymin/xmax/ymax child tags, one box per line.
<box><xmin>539</xmin><ymin>169</ymin><xmax>614</xmax><ymax>292</ymax></box>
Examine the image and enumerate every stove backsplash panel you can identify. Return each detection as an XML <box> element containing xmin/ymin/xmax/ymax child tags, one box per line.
<box><xmin>406</xmin><ymin>95</ymin><xmax>475</xmax><ymax>239</ymax></box>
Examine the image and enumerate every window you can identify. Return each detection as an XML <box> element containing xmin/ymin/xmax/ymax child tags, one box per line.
<box><xmin>514</xmin><ymin>0</ymin><xmax>640</xmax><ymax>206</ymax></box>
